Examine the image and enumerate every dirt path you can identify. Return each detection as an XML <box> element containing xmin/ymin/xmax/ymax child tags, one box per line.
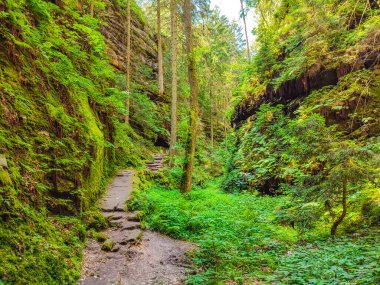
<box><xmin>79</xmin><ymin>154</ymin><xmax>195</xmax><ymax>285</ymax></box>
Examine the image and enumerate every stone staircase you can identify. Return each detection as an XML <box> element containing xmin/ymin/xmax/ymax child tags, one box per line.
<box><xmin>146</xmin><ymin>153</ymin><xmax>167</xmax><ymax>172</ymax></box>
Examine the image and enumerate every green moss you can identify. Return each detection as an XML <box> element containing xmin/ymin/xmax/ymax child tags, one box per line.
<box><xmin>114</xmin><ymin>0</ymin><xmax>146</xmax><ymax>23</ymax></box>
<box><xmin>82</xmin><ymin>209</ymin><xmax>108</xmax><ymax>231</ymax></box>
<box><xmin>0</xmin><ymin>0</ymin><xmax>152</xmax><ymax>283</ymax></box>
<box><xmin>93</xmin><ymin>231</ymin><xmax>109</xmax><ymax>243</ymax></box>
<box><xmin>0</xmin><ymin>171</ymin><xmax>12</xmax><ymax>186</ymax></box>
<box><xmin>0</xmin><ymin>207</ymin><xmax>85</xmax><ymax>285</ymax></box>
<box><xmin>101</xmin><ymin>239</ymin><xmax>114</xmax><ymax>252</ymax></box>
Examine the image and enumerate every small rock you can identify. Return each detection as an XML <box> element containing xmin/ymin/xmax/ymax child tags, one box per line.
<box><xmin>38</xmin><ymin>131</ymin><xmax>50</xmax><ymax>137</ymax></box>
<box><xmin>19</xmin><ymin>114</ymin><xmax>27</xmax><ymax>122</ymax></box>
<box><xmin>0</xmin><ymin>155</ymin><xmax>7</xmax><ymax>168</ymax></box>
<box><xmin>111</xmin><ymin>246</ymin><xmax>121</xmax><ymax>252</ymax></box>
<box><xmin>101</xmin><ymin>239</ymin><xmax>115</xmax><ymax>252</ymax></box>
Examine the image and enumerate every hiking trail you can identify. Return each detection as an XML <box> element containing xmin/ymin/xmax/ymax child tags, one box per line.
<box><xmin>79</xmin><ymin>153</ymin><xmax>195</xmax><ymax>285</ymax></box>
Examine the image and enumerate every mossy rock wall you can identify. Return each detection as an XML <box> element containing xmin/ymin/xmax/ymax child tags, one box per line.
<box><xmin>0</xmin><ymin>0</ymin><xmax>155</xmax><ymax>283</ymax></box>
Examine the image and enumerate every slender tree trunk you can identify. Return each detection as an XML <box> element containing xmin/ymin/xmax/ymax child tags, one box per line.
<box><xmin>331</xmin><ymin>176</ymin><xmax>348</xmax><ymax>236</ymax></box>
<box><xmin>125</xmin><ymin>0</ymin><xmax>131</xmax><ymax>124</ymax></box>
<box><xmin>77</xmin><ymin>0</ymin><xmax>83</xmax><ymax>13</ymax></box>
<box><xmin>210</xmin><ymin>87</ymin><xmax>214</xmax><ymax>149</ymax></box>
<box><xmin>223</xmin><ymin>95</ymin><xmax>228</xmax><ymax>140</ymax></box>
<box><xmin>157</xmin><ymin>0</ymin><xmax>164</xmax><ymax>97</ymax></box>
<box><xmin>89</xmin><ymin>0</ymin><xmax>94</xmax><ymax>17</ymax></box>
<box><xmin>240</xmin><ymin>0</ymin><xmax>251</xmax><ymax>62</ymax></box>
<box><xmin>169</xmin><ymin>0</ymin><xmax>178</xmax><ymax>165</ymax></box>
<box><xmin>180</xmin><ymin>0</ymin><xmax>199</xmax><ymax>193</ymax></box>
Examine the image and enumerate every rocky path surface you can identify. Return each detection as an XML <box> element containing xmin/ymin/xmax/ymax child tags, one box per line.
<box><xmin>79</xmin><ymin>153</ymin><xmax>194</xmax><ymax>285</ymax></box>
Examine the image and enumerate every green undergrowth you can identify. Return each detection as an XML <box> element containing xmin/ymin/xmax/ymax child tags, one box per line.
<box><xmin>131</xmin><ymin>181</ymin><xmax>297</xmax><ymax>284</ymax></box>
<box><xmin>131</xmin><ymin>180</ymin><xmax>380</xmax><ymax>284</ymax></box>
<box><xmin>269</xmin><ymin>230</ymin><xmax>380</xmax><ymax>284</ymax></box>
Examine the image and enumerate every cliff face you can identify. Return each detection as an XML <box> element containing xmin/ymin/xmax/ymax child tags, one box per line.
<box><xmin>101</xmin><ymin>1</ymin><xmax>159</xmax><ymax>100</ymax></box>
<box><xmin>100</xmin><ymin>2</ymin><xmax>168</xmax><ymax>144</ymax></box>
<box><xmin>0</xmin><ymin>0</ymin><xmax>157</xmax><ymax>216</ymax></box>
<box><xmin>232</xmin><ymin>34</ymin><xmax>380</xmax><ymax>131</ymax></box>
<box><xmin>0</xmin><ymin>1</ymin><xmax>158</xmax><ymax>283</ymax></box>
<box><xmin>225</xmin><ymin>3</ymin><xmax>380</xmax><ymax>196</ymax></box>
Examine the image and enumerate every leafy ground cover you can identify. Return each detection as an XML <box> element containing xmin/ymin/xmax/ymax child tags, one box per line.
<box><xmin>131</xmin><ymin>181</ymin><xmax>380</xmax><ymax>284</ymax></box>
<box><xmin>269</xmin><ymin>231</ymin><xmax>380</xmax><ymax>285</ymax></box>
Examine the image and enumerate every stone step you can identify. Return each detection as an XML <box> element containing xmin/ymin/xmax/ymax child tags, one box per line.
<box><xmin>126</xmin><ymin>213</ymin><xmax>140</xmax><ymax>222</ymax></box>
<box><xmin>106</xmin><ymin>214</ymin><xmax>124</xmax><ymax>221</ymax></box>
<box><xmin>148</xmin><ymin>168</ymin><xmax>162</xmax><ymax>171</ymax></box>
<box><xmin>121</xmin><ymin>229</ymin><xmax>143</xmax><ymax>245</ymax></box>
<box><xmin>147</xmin><ymin>165</ymin><xmax>163</xmax><ymax>169</ymax></box>
<box><xmin>152</xmin><ymin>154</ymin><xmax>167</xmax><ymax>158</ymax></box>
<box><xmin>146</xmin><ymin>163</ymin><xmax>163</xmax><ymax>167</ymax></box>
<box><xmin>101</xmin><ymin>207</ymin><xmax>125</xmax><ymax>212</ymax></box>
<box><xmin>109</xmin><ymin>218</ymin><xmax>140</xmax><ymax>230</ymax></box>
<box><xmin>116</xmin><ymin>170</ymin><xmax>134</xmax><ymax>177</ymax></box>
<box><xmin>121</xmin><ymin>221</ymin><xmax>141</xmax><ymax>231</ymax></box>
<box><xmin>152</xmin><ymin>157</ymin><xmax>166</xmax><ymax>161</ymax></box>
<box><xmin>107</xmin><ymin>229</ymin><xmax>143</xmax><ymax>245</ymax></box>
<box><xmin>103</xmin><ymin>211</ymin><xmax>139</xmax><ymax>221</ymax></box>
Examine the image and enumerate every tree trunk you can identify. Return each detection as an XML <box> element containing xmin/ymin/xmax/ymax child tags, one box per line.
<box><xmin>210</xmin><ymin>87</ymin><xmax>214</xmax><ymax>149</ymax></box>
<box><xmin>157</xmin><ymin>0</ymin><xmax>164</xmax><ymax>97</ymax></box>
<box><xmin>77</xmin><ymin>0</ymin><xmax>83</xmax><ymax>13</ymax></box>
<box><xmin>223</xmin><ymin>95</ymin><xmax>227</xmax><ymax>141</ymax></box>
<box><xmin>331</xmin><ymin>176</ymin><xmax>348</xmax><ymax>236</ymax></box>
<box><xmin>125</xmin><ymin>0</ymin><xmax>131</xmax><ymax>124</ymax></box>
<box><xmin>169</xmin><ymin>0</ymin><xmax>178</xmax><ymax>165</ymax></box>
<box><xmin>240</xmin><ymin>0</ymin><xmax>251</xmax><ymax>62</ymax></box>
<box><xmin>89</xmin><ymin>0</ymin><xmax>94</xmax><ymax>17</ymax></box>
<box><xmin>180</xmin><ymin>0</ymin><xmax>199</xmax><ymax>193</ymax></box>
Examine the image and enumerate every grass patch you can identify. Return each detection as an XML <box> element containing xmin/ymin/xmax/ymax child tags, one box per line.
<box><xmin>131</xmin><ymin>181</ymin><xmax>297</xmax><ymax>283</ymax></box>
<box><xmin>131</xmin><ymin>181</ymin><xmax>380</xmax><ymax>284</ymax></box>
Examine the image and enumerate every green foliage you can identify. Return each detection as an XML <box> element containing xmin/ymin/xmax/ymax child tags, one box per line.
<box><xmin>224</xmin><ymin>102</ymin><xmax>379</xmax><ymax>234</ymax></box>
<box><xmin>299</xmin><ymin>69</ymin><xmax>380</xmax><ymax>137</ymax></box>
<box><xmin>132</xmin><ymin>179</ymin><xmax>380</xmax><ymax>284</ymax></box>
<box><xmin>130</xmin><ymin>91</ymin><xmax>166</xmax><ymax>140</ymax></box>
<box><xmin>268</xmin><ymin>230</ymin><xmax>380</xmax><ymax>284</ymax></box>
<box><xmin>132</xmin><ymin>181</ymin><xmax>297</xmax><ymax>283</ymax></box>
<box><xmin>238</xmin><ymin>0</ymin><xmax>380</xmax><ymax>99</ymax></box>
<box><xmin>237</xmin><ymin>104</ymin><xmax>292</xmax><ymax>192</ymax></box>
<box><xmin>227</xmin><ymin>0</ymin><xmax>380</xmax><ymax>233</ymax></box>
